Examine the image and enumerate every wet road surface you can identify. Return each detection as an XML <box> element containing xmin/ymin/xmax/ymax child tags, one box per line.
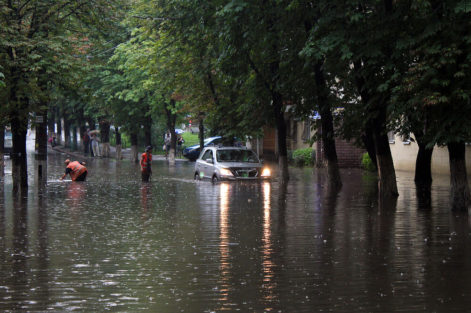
<box><xmin>0</xmin><ymin>149</ymin><xmax>470</xmax><ymax>312</ymax></box>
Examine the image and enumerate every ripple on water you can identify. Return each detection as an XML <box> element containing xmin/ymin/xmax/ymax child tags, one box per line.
<box><xmin>1</xmin><ymin>159</ymin><xmax>471</xmax><ymax>312</ymax></box>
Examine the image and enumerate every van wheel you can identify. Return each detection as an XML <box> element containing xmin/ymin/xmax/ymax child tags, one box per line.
<box><xmin>194</xmin><ymin>173</ymin><xmax>200</xmax><ymax>180</ymax></box>
<box><xmin>211</xmin><ymin>175</ymin><xmax>219</xmax><ymax>183</ymax></box>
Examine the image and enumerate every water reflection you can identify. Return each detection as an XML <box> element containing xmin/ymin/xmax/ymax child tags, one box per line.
<box><xmin>66</xmin><ymin>181</ymin><xmax>87</xmax><ymax>210</ymax></box>
<box><xmin>261</xmin><ymin>182</ymin><xmax>276</xmax><ymax>309</ymax></box>
<box><xmin>36</xmin><ymin>184</ymin><xmax>50</xmax><ymax>311</ymax></box>
<box><xmin>11</xmin><ymin>194</ymin><xmax>28</xmax><ymax>311</ymax></box>
<box><xmin>218</xmin><ymin>182</ymin><xmax>230</xmax><ymax>305</ymax></box>
<box><xmin>416</xmin><ymin>183</ymin><xmax>432</xmax><ymax>210</ymax></box>
<box><xmin>140</xmin><ymin>182</ymin><xmax>151</xmax><ymax>219</ymax></box>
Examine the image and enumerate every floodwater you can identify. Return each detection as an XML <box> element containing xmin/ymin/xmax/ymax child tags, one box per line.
<box><xmin>1</xmin><ymin>149</ymin><xmax>470</xmax><ymax>313</ymax></box>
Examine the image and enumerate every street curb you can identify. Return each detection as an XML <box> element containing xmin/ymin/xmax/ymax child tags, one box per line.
<box><xmin>51</xmin><ymin>146</ymin><xmax>92</xmax><ymax>161</ymax></box>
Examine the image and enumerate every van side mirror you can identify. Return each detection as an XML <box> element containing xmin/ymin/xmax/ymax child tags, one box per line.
<box><xmin>205</xmin><ymin>158</ymin><xmax>213</xmax><ymax>164</ymax></box>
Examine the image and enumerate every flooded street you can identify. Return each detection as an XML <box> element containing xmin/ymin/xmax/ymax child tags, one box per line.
<box><xmin>1</xmin><ymin>149</ymin><xmax>471</xmax><ymax>312</ymax></box>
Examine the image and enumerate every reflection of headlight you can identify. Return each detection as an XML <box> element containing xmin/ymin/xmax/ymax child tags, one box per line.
<box><xmin>220</xmin><ymin>168</ymin><xmax>233</xmax><ymax>176</ymax></box>
<box><xmin>261</xmin><ymin>168</ymin><xmax>271</xmax><ymax>177</ymax></box>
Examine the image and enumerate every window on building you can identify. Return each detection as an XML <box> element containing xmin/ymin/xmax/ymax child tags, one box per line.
<box><xmin>301</xmin><ymin>121</ymin><xmax>311</xmax><ymax>142</ymax></box>
<box><xmin>402</xmin><ymin>133</ymin><xmax>411</xmax><ymax>145</ymax></box>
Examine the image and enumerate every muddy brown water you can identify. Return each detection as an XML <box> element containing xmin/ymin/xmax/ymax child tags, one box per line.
<box><xmin>0</xmin><ymin>150</ymin><xmax>470</xmax><ymax>312</ymax></box>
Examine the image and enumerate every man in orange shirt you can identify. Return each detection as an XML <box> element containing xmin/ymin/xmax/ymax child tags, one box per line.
<box><xmin>140</xmin><ymin>146</ymin><xmax>153</xmax><ymax>182</ymax></box>
<box><xmin>61</xmin><ymin>159</ymin><xmax>88</xmax><ymax>181</ymax></box>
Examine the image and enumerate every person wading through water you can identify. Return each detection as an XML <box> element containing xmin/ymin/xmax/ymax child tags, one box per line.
<box><xmin>141</xmin><ymin>146</ymin><xmax>153</xmax><ymax>182</ymax></box>
<box><xmin>61</xmin><ymin>159</ymin><xmax>88</xmax><ymax>181</ymax></box>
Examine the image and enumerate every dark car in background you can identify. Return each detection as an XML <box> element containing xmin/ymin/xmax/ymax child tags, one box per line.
<box><xmin>183</xmin><ymin>136</ymin><xmax>222</xmax><ymax>161</ymax></box>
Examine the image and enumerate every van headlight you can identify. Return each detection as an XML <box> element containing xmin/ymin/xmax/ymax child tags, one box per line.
<box><xmin>261</xmin><ymin>167</ymin><xmax>271</xmax><ymax>177</ymax></box>
<box><xmin>219</xmin><ymin>168</ymin><xmax>233</xmax><ymax>176</ymax></box>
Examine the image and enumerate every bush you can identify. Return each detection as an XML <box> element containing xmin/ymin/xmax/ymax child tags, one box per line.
<box><xmin>291</xmin><ymin>148</ymin><xmax>315</xmax><ymax>167</ymax></box>
<box><xmin>361</xmin><ymin>153</ymin><xmax>376</xmax><ymax>171</ymax></box>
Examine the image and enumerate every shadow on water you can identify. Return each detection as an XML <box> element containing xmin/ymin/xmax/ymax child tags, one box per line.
<box><xmin>35</xmin><ymin>179</ymin><xmax>50</xmax><ymax>311</ymax></box>
<box><xmin>11</xmin><ymin>194</ymin><xmax>28</xmax><ymax>311</ymax></box>
<box><xmin>416</xmin><ymin>182</ymin><xmax>432</xmax><ymax>211</ymax></box>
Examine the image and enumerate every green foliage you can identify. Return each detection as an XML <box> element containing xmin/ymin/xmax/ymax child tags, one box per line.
<box><xmin>361</xmin><ymin>153</ymin><xmax>376</xmax><ymax>172</ymax></box>
<box><xmin>390</xmin><ymin>1</ymin><xmax>471</xmax><ymax>146</ymax></box>
<box><xmin>290</xmin><ymin>148</ymin><xmax>315</xmax><ymax>167</ymax></box>
<box><xmin>0</xmin><ymin>0</ymin><xmax>130</xmax><ymax>163</ymax></box>
<box><xmin>1</xmin><ymin>0</ymin><xmax>469</xmax><ymax>185</ymax></box>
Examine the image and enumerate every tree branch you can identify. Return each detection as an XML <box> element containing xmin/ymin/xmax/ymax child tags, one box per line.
<box><xmin>246</xmin><ymin>53</ymin><xmax>272</xmax><ymax>93</ymax></box>
<box><xmin>132</xmin><ymin>15</ymin><xmax>180</xmax><ymax>21</ymax></box>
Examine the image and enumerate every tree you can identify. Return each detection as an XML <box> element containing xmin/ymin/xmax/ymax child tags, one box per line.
<box><xmin>393</xmin><ymin>1</ymin><xmax>471</xmax><ymax>210</ymax></box>
<box><xmin>0</xmin><ymin>0</ymin><xmax>125</xmax><ymax>193</ymax></box>
<box><xmin>305</xmin><ymin>0</ymin><xmax>403</xmax><ymax>198</ymax></box>
<box><xmin>215</xmin><ymin>0</ymin><xmax>306</xmax><ymax>183</ymax></box>
<box><xmin>298</xmin><ymin>2</ymin><xmax>344</xmax><ymax>190</ymax></box>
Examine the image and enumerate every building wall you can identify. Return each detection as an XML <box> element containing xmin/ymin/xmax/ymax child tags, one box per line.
<box><xmin>389</xmin><ymin>134</ymin><xmax>471</xmax><ymax>175</ymax></box>
<box><xmin>315</xmin><ymin>136</ymin><xmax>365</xmax><ymax>168</ymax></box>
<box><xmin>291</xmin><ymin>120</ymin><xmax>313</xmax><ymax>150</ymax></box>
<box><xmin>334</xmin><ymin>138</ymin><xmax>365</xmax><ymax>168</ymax></box>
<box><xmin>263</xmin><ymin>119</ymin><xmax>471</xmax><ymax>173</ymax></box>
<box><xmin>285</xmin><ymin>119</ymin><xmax>365</xmax><ymax>168</ymax></box>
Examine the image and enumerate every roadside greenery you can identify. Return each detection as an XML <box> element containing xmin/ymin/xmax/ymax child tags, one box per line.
<box><xmin>361</xmin><ymin>153</ymin><xmax>376</xmax><ymax>172</ymax></box>
<box><xmin>290</xmin><ymin>148</ymin><xmax>316</xmax><ymax>167</ymax></box>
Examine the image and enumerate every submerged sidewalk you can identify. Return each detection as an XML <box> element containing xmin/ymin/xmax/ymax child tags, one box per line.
<box><xmin>50</xmin><ymin>144</ymin><xmax>187</xmax><ymax>162</ymax></box>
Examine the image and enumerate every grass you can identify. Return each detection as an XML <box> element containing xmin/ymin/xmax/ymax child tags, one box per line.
<box><xmin>181</xmin><ymin>132</ymin><xmax>199</xmax><ymax>147</ymax></box>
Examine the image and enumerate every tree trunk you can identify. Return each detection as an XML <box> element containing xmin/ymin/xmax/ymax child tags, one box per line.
<box><xmin>72</xmin><ymin>125</ymin><xmax>78</xmax><ymax>151</ymax></box>
<box><xmin>63</xmin><ymin>116</ymin><xmax>71</xmax><ymax>148</ymax></box>
<box><xmin>413</xmin><ymin>115</ymin><xmax>433</xmax><ymax>184</ymax></box>
<box><xmin>354</xmin><ymin>60</ymin><xmax>397</xmax><ymax>198</ymax></box>
<box><xmin>273</xmin><ymin>91</ymin><xmax>289</xmax><ymax>183</ymax></box>
<box><xmin>130</xmin><ymin>132</ymin><xmax>138</xmax><ymax>163</ymax></box>
<box><xmin>78</xmin><ymin>110</ymin><xmax>86</xmax><ymax>154</ymax></box>
<box><xmin>361</xmin><ymin>122</ymin><xmax>377</xmax><ymax>170</ymax></box>
<box><xmin>165</xmin><ymin>99</ymin><xmax>177</xmax><ymax>165</ymax></box>
<box><xmin>373</xmin><ymin>130</ymin><xmax>398</xmax><ymax>198</ymax></box>
<box><xmin>447</xmin><ymin>142</ymin><xmax>470</xmax><ymax>211</ymax></box>
<box><xmin>414</xmin><ymin>138</ymin><xmax>433</xmax><ymax>210</ymax></box>
<box><xmin>0</xmin><ymin>126</ymin><xmax>4</xmax><ymax>177</ymax></box>
<box><xmin>198</xmin><ymin>114</ymin><xmax>205</xmax><ymax>151</ymax></box>
<box><xmin>48</xmin><ymin>108</ymin><xmax>55</xmax><ymax>137</ymax></box>
<box><xmin>314</xmin><ymin>60</ymin><xmax>342</xmax><ymax>189</ymax></box>
<box><xmin>99</xmin><ymin>120</ymin><xmax>111</xmax><ymax>158</ymax></box>
<box><xmin>144</xmin><ymin>113</ymin><xmax>152</xmax><ymax>147</ymax></box>
<box><xmin>11</xmin><ymin>117</ymin><xmax>28</xmax><ymax>195</ymax></box>
<box><xmin>415</xmin><ymin>140</ymin><xmax>433</xmax><ymax>185</ymax></box>
<box><xmin>56</xmin><ymin>110</ymin><xmax>62</xmax><ymax>145</ymax></box>
<box><xmin>34</xmin><ymin>111</ymin><xmax>48</xmax><ymax>185</ymax></box>
<box><xmin>115</xmin><ymin>127</ymin><xmax>122</xmax><ymax>160</ymax></box>
<box><xmin>79</xmin><ymin>124</ymin><xmax>86</xmax><ymax>153</ymax></box>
